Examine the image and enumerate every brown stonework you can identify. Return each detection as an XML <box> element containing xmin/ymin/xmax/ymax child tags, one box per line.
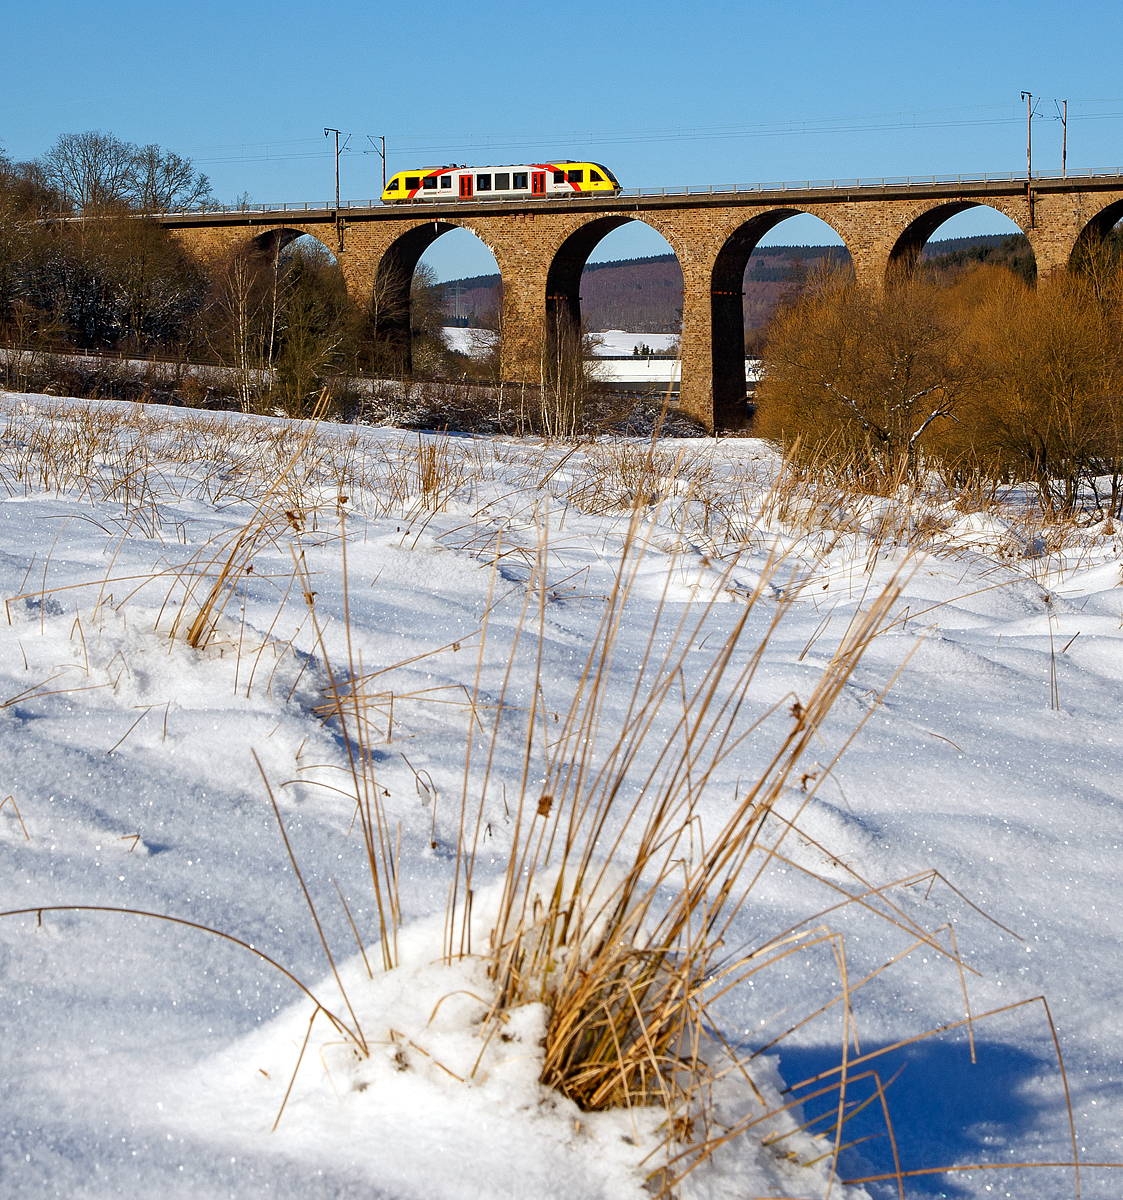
<box><xmin>155</xmin><ymin>176</ymin><xmax>1123</xmax><ymax>431</ymax></box>
<box><xmin>166</xmin><ymin>221</ymin><xmax>342</xmax><ymax>264</ymax></box>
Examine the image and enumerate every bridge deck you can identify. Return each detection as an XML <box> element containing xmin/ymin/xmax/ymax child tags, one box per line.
<box><xmin>149</xmin><ymin>168</ymin><xmax>1123</xmax><ymax>227</ymax></box>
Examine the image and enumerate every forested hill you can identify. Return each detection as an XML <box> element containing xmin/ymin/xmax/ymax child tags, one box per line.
<box><xmin>438</xmin><ymin>234</ymin><xmax>1030</xmax><ymax>334</ymax></box>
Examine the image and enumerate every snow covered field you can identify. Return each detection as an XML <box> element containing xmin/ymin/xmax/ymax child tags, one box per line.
<box><xmin>1</xmin><ymin>394</ymin><xmax>1122</xmax><ymax>1199</ymax></box>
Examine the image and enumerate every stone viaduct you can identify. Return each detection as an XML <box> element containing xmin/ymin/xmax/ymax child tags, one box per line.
<box><xmin>154</xmin><ymin>174</ymin><xmax>1123</xmax><ymax>430</ymax></box>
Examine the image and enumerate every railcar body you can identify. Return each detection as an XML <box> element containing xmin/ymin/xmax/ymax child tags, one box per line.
<box><xmin>381</xmin><ymin>161</ymin><xmax>620</xmax><ymax>203</ymax></box>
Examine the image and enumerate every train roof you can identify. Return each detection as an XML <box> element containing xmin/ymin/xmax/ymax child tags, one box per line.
<box><xmin>391</xmin><ymin>160</ymin><xmax>584</xmax><ymax>173</ymax></box>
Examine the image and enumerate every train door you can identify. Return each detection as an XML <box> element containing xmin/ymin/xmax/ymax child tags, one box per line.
<box><xmin>531</xmin><ymin>171</ymin><xmax>546</xmax><ymax>195</ymax></box>
<box><xmin>459</xmin><ymin>174</ymin><xmax>473</xmax><ymax>198</ymax></box>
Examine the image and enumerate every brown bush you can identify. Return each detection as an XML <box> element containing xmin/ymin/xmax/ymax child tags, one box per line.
<box><xmin>937</xmin><ymin>265</ymin><xmax>1123</xmax><ymax>515</ymax></box>
<box><xmin>754</xmin><ymin>265</ymin><xmax>980</xmax><ymax>483</ymax></box>
<box><xmin>756</xmin><ymin>258</ymin><xmax>1123</xmax><ymax>514</ymax></box>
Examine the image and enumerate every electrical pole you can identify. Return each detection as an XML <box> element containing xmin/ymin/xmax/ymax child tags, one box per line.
<box><xmin>325</xmin><ymin>127</ymin><xmax>342</xmax><ymax>209</ymax></box>
<box><xmin>1056</xmin><ymin>99</ymin><xmax>1068</xmax><ymax>178</ymax></box>
<box><xmin>366</xmin><ymin>135</ymin><xmax>387</xmax><ymax>192</ymax></box>
<box><xmin>1021</xmin><ymin>92</ymin><xmax>1033</xmax><ymax>179</ymax></box>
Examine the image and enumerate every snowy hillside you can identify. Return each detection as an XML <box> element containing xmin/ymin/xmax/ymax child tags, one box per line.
<box><xmin>1</xmin><ymin>394</ymin><xmax>1121</xmax><ymax>1199</ymax></box>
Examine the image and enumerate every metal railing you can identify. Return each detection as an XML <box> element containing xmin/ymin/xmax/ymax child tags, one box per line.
<box><xmin>143</xmin><ymin>166</ymin><xmax>1123</xmax><ymax>218</ymax></box>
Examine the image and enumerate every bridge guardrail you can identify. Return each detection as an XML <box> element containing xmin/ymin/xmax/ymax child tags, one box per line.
<box><xmin>137</xmin><ymin>167</ymin><xmax>1123</xmax><ymax>218</ymax></box>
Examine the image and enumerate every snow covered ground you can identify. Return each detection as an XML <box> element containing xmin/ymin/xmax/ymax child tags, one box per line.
<box><xmin>1</xmin><ymin>394</ymin><xmax>1122</xmax><ymax>1199</ymax></box>
<box><xmin>441</xmin><ymin>326</ymin><xmax>497</xmax><ymax>357</ymax></box>
<box><xmin>588</xmin><ymin>331</ymin><xmax>680</xmax><ymax>357</ymax></box>
<box><xmin>440</xmin><ymin>328</ymin><xmax>680</xmax><ymax>358</ymax></box>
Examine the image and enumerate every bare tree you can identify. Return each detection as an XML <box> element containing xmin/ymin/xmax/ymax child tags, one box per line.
<box><xmin>961</xmin><ymin>267</ymin><xmax>1123</xmax><ymax>515</ymax></box>
<box><xmin>465</xmin><ymin>320</ymin><xmax>502</xmax><ymax>380</ymax></box>
<box><xmin>0</xmin><ymin>152</ymin><xmax>63</xmax><ymax>218</ymax></box>
<box><xmin>533</xmin><ymin>308</ymin><xmax>602</xmax><ymax>438</ymax></box>
<box><xmin>409</xmin><ymin>262</ymin><xmax>454</xmax><ymax>375</ymax></box>
<box><xmin>272</xmin><ymin>244</ymin><xmax>350</xmax><ymax>414</ymax></box>
<box><xmin>40</xmin><ymin>132</ymin><xmax>137</xmax><ymax>211</ymax></box>
<box><xmin>38</xmin><ymin>131</ymin><xmax>210</xmax><ymax>213</ymax></box>
<box><xmin>363</xmin><ymin>259</ymin><xmax>412</xmax><ymax>374</ymax></box>
<box><xmin>131</xmin><ymin>144</ymin><xmax>211</xmax><ymax>211</ymax></box>
<box><xmin>205</xmin><ymin>250</ymin><xmax>273</xmax><ymax>411</ymax></box>
<box><xmin>0</xmin><ymin>158</ymin><xmax>32</xmax><ymax>317</ymax></box>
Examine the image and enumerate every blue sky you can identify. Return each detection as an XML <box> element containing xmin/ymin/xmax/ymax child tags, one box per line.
<box><xmin>4</xmin><ymin>0</ymin><xmax>1121</xmax><ymax>279</ymax></box>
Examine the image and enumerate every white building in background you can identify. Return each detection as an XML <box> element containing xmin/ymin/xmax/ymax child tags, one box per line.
<box><xmin>591</xmin><ymin>358</ymin><xmax>761</xmax><ymax>392</ymax></box>
<box><xmin>441</xmin><ymin>328</ymin><xmax>760</xmax><ymax>394</ymax></box>
<box><xmin>590</xmin><ymin>331</ymin><xmax>680</xmax><ymax>356</ymax></box>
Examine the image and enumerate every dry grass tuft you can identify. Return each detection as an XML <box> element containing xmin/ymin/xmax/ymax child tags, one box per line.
<box><xmin>388</xmin><ymin>450</ymin><xmax>925</xmax><ymax>1187</ymax></box>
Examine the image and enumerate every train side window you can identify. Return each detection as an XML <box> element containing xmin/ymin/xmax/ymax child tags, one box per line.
<box><xmin>589</xmin><ymin>170</ymin><xmax>603</xmax><ymax>183</ymax></box>
<box><xmin>385</xmin><ymin>178</ymin><xmax>399</xmax><ymax>191</ymax></box>
<box><xmin>553</xmin><ymin>171</ymin><xmax>565</xmax><ymax>184</ymax></box>
<box><xmin>567</xmin><ymin>170</ymin><xmax>584</xmax><ymax>183</ymax></box>
<box><xmin>476</xmin><ymin>174</ymin><xmax>492</xmax><ymax>191</ymax></box>
<box><xmin>405</xmin><ymin>176</ymin><xmax>420</xmax><ymax>190</ymax></box>
<box><xmin>513</xmin><ymin>172</ymin><xmax>528</xmax><ymax>189</ymax></box>
<box><xmin>494</xmin><ymin>172</ymin><xmax>510</xmax><ymax>190</ymax></box>
<box><xmin>422</xmin><ymin>176</ymin><xmax>437</xmax><ymax>190</ymax></box>
<box><xmin>440</xmin><ymin>176</ymin><xmax>452</xmax><ymax>188</ymax></box>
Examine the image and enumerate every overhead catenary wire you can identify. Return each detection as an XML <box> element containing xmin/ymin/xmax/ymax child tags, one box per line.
<box><xmin>181</xmin><ymin>99</ymin><xmax>1123</xmax><ymax>167</ymax></box>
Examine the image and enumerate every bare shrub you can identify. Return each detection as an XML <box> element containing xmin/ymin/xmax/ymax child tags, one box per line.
<box><xmin>937</xmin><ymin>265</ymin><xmax>1123</xmax><ymax>517</ymax></box>
<box><xmin>755</xmin><ymin>265</ymin><xmax>979</xmax><ymax>483</ymax></box>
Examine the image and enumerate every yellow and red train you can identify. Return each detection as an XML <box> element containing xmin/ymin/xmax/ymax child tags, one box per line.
<box><xmin>381</xmin><ymin>161</ymin><xmax>621</xmax><ymax>203</ymax></box>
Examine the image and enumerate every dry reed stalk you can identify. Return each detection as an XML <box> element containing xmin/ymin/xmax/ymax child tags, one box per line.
<box><xmin>420</xmin><ymin>450</ymin><xmax>1091</xmax><ymax>1192</ymax></box>
<box><xmin>283</xmin><ymin>520</ymin><xmax>403</xmax><ymax>971</ymax></box>
<box><xmin>414</xmin><ymin>432</ymin><xmax>464</xmax><ymax>511</ymax></box>
<box><xmin>0</xmin><ymin>794</ymin><xmax>30</xmax><ymax>840</ymax></box>
<box><xmin>402</xmin><ymin>455</ymin><xmax>915</xmax><ymax>1188</ymax></box>
<box><xmin>161</xmin><ymin>402</ymin><xmax>336</xmax><ymax>650</ymax></box>
<box><xmin>0</xmin><ymin>902</ymin><xmax>357</xmax><ymax>1039</ymax></box>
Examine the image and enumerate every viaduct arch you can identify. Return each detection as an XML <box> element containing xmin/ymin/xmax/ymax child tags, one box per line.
<box><xmin>1072</xmin><ymin>197</ymin><xmax>1123</xmax><ymax>264</ymax></box>
<box><xmin>246</xmin><ymin>227</ymin><xmax>338</xmax><ymax>259</ymax></box>
<box><xmin>887</xmin><ymin>199</ymin><xmax>1030</xmax><ymax>275</ymax></box>
<box><xmin>159</xmin><ymin>172</ymin><xmax>1123</xmax><ymax>431</ymax></box>
<box><xmin>368</xmin><ymin>220</ymin><xmax>502</xmax><ymax>375</ymax></box>
<box><xmin>708</xmin><ymin>209</ymin><xmax>854</xmax><ymax>424</ymax></box>
<box><xmin>539</xmin><ymin>214</ymin><xmax>687</xmax><ymax>372</ymax></box>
